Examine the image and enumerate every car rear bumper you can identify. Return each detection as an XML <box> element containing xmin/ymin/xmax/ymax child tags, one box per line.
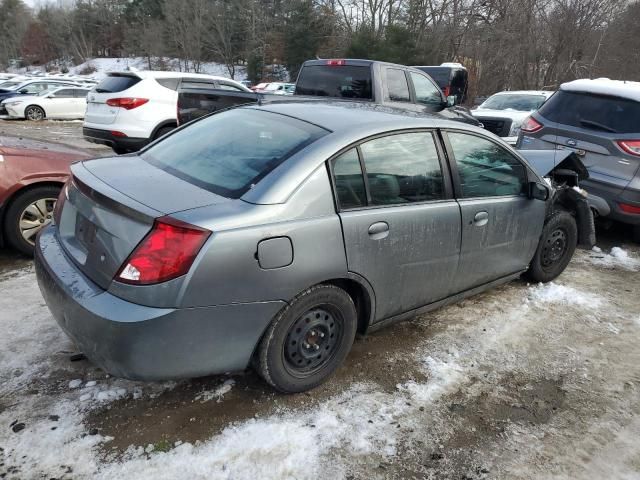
<box><xmin>34</xmin><ymin>226</ymin><xmax>284</xmax><ymax>380</ymax></box>
<box><xmin>82</xmin><ymin>127</ymin><xmax>148</xmax><ymax>152</ymax></box>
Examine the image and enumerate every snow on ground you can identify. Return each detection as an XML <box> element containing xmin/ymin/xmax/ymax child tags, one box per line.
<box><xmin>587</xmin><ymin>246</ymin><xmax>640</xmax><ymax>271</ymax></box>
<box><xmin>528</xmin><ymin>282</ymin><xmax>604</xmax><ymax>308</ymax></box>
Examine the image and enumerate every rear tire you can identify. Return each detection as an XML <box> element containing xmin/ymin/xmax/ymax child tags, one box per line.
<box><xmin>25</xmin><ymin>105</ymin><xmax>45</xmax><ymax>121</ymax></box>
<box><xmin>256</xmin><ymin>284</ymin><xmax>357</xmax><ymax>393</ymax></box>
<box><xmin>3</xmin><ymin>186</ymin><xmax>60</xmax><ymax>256</ymax></box>
<box><xmin>526</xmin><ymin>211</ymin><xmax>577</xmax><ymax>283</ymax></box>
<box><xmin>154</xmin><ymin>126</ymin><xmax>174</xmax><ymax>141</ymax></box>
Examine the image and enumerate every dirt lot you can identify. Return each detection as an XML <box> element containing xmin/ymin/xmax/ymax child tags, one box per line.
<box><xmin>0</xmin><ymin>126</ymin><xmax>639</xmax><ymax>479</ymax></box>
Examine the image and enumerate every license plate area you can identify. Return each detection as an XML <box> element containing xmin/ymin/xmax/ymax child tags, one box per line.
<box><xmin>75</xmin><ymin>214</ymin><xmax>97</xmax><ymax>249</ymax></box>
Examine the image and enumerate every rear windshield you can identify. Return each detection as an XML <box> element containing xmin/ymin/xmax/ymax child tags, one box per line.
<box><xmin>539</xmin><ymin>90</ymin><xmax>640</xmax><ymax>134</ymax></box>
<box><xmin>94</xmin><ymin>74</ymin><xmax>141</xmax><ymax>93</ymax></box>
<box><xmin>414</xmin><ymin>67</ymin><xmax>451</xmax><ymax>88</ymax></box>
<box><xmin>296</xmin><ymin>65</ymin><xmax>372</xmax><ymax>100</ymax></box>
<box><xmin>141</xmin><ymin>109</ymin><xmax>328</xmax><ymax>198</ymax></box>
<box><xmin>480</xmin><ymin>94</ymin><xmax>547</xmax><ymax>111</ymax></box>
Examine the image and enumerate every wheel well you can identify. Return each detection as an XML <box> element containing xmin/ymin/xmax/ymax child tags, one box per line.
<box><xmin>323</xmin><ymin>278</ymin><xmax>372</xmax><ymax>334</ymax></box>
<box><xmin>25</xmin><ymin>104</ymin><xmax>46</xmax><ymax>118</ymax></box>
<box><xmin>152</xmin><ymin>121</ymin><xmax>177</xmax><ymax>139</ymax></box>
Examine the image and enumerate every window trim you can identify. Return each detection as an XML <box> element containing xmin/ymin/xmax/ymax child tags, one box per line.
<box><xmin>440</xmin><ymin>129</ymin><xmax>533</xmax><ymax>200</ymax></box>
<box><xmin>327</xmin><ymin>128</ymin><xmax>454</xmax><ymax>212</ymax></box>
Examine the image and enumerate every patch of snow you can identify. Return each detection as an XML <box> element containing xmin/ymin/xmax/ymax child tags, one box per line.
<box><xmin>195</xmin><ymin>379</ymin><xmax>235</xmax><ymax>403</ymax></box>
<box><xmin>69</xmin><ymin>379</ymin><xmax>82</xmax><ymax>389</ymax></box>
<box><xmin>529</xmin><ymin>282</ymin><xmax>603</xmax><ymax>308</ymax></box>
<box><xmin>606</xmin><ymin>322</ymin><xmax>620</xmax><ymax>335</ymax></box>
<box><xmin>588</xmin><ymin>246</ymin><xmax>640</xmax><ymax>271</ymax></box>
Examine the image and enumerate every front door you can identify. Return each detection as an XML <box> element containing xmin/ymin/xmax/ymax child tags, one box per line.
<box><xmin>443</xmin><ymin>130</ymin><xmax>546</xmax><ymax>292</ymax></box>
<box><xmin>332</xmin><ymin>131</ymin><xmax>461</xmax><ymax>321</ymax></box>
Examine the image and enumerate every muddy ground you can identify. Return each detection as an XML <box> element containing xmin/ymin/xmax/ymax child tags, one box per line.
<box><xmin>0</xmin><ymin>125</ymin><xmax>639</xmax><ymax>479</ymax></box>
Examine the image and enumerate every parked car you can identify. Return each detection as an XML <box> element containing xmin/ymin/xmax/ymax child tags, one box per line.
<box><xmin>35</xmin><ymin>101</ymin><xmax>593</xmax><ymax>393</ymax></box>
<box><xmin>82</xmin><ymin>71</ymin><xmax>247</xmax><ymax>154</ymax></box>
<box><xmin>412</xmin><ymin>63</ymin><xmax>469</xmax><ymax>105</ymax></box>
<box><xmin>251</xmin><ymin>82</ymin><xmax>270</xmax><ymax>91</ymax></box>
<box><xmin>517</xmin><ymin>79</ymin><xmax>640</xmax><ymax>241</ymax></box>
<box><xmin>261</xmin><ymin>82</ymin><xmax>295</xmax><ymax>95</ymax></box>
<box><xmin>0</xmin><ymin>79</ymin><xmax>83</xmax><ymax>115</ymax></box>
<box><xmin>295</xmin><ymin>59</ymin><xmax>480</xmax><ymax>126</ymax></box>
<box><xmin>0</xmin><ymin>136</ymin><xmax>89</xmax><ymax>255</ymax></box>
<box><xmin>2</xmin><ymin>86</ymin><xmax>91</xmax><ymax>120</ymax></box>
<box><xmin>472</xmin><ymin>90</ymin><xmax>553</xmax><ymax>145</ymax></box>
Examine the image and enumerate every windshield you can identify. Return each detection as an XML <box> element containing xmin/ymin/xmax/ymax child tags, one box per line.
<box><xmin>142</xmin><ymin>109</ymin><xmax>328</xmax><ymax>198</ymax></box>
<box><xmin>480</xmin><ymin>94</ymin><xmax>547</xmax><ymax>111</ymax></box>
<box><xmin>0</xmin><ymin>81</ymin><xmax>23</xmax><ymax>90</ymax></box>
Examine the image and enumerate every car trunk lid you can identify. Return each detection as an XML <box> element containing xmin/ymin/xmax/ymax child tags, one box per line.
<box><xmin>58</xmin><ymin>156</ymin><xmax>230</xmax><ymax>289</ymax></box>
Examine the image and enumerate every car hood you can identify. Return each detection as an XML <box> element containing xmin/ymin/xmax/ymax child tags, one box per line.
<box><xmin>472</xmin><ymin>109</ymin><xmax>533</xmax><ymax>123</ymax></box>
<box><xmin>1</xmin><ymin>95</ymin><xmax>37</xmax><ymax>104</ymax></box>
<box><xmin>518</xmin><ymin>149</ymin><xmax>589</xmax><ymax>181</ymax></box>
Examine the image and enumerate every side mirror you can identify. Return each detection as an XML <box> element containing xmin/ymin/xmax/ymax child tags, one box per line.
<box><xmin>446</xmin><ymin>95</ymin><xmax>456</xmax><ymax>107</ymax></box>
<box><xmin>529</xmin><ymin>181</ymin><xmax>549</xmax><ymax>201</ymax></box>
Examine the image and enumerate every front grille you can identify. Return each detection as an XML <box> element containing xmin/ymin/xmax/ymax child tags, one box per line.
<box><xmin>476</xmin><ymin>117</ymin><xmax>513</xmax><ymax>137</ymax></box>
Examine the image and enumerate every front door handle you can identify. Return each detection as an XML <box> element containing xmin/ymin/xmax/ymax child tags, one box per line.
<box><xmin>368</xmin><ymin>221</ymin><xmax>389</xmax><ymax>239</ymax></box>
<box><xmin>473</xmin><ymin>211</ymin><xmax>489</xmax><ymax>227</ymax></box>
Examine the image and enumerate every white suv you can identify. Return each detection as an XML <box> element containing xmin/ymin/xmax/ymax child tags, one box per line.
<box><xmin>83</xmin><ymin>71</ymin><xmax>249</xmax><ymax>154</ymax></box>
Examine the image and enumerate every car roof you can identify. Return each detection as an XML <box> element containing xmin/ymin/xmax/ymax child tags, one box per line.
<box><xmin>253</xmin><ymin>101</ymin><xmax>471</xmax><ymax>132</ymax></box>
<box><xmin>560</xmin><ymin>78</ymin><xmax>640</xmax><ymax>103</ymax></box>
<box><xmin>490</xmin><ymin>90</ymin><xmax>554</xmax><ymax>97</ymax></box>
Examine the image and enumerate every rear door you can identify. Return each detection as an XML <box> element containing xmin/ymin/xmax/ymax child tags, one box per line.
<box><xmin>333</xmin><ymin>131</ymin><xmax>461</xmax><ymax>321</ymax></box>
<box><xmin>443</xmin><ymin>130</ymin><xmax>545</xmax><ymax>292</ymax></box>
<box><xmin>85</xmin><ymin>73</ymin><xmax>141</xmax><ymax>125</ymax></box>
<box><xmin>534</xmin><ymin>90</ymin><xmax>640</xmax><ymax>192</ymax></box>
<box><xmin>45</xmin><ymin>88</ymin><xmax>76</xmax><ymax>117</ymax></box>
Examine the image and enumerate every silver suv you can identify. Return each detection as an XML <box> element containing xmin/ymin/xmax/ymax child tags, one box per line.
<box><xmin>517</xmin><ymin>79</ymin><xmax>640</xmax><ymax>241</ymax></box>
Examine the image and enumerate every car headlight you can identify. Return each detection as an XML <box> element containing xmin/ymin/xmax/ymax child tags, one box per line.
<box><xmin>508</xmin><ymin>122</ymin><xmax>522</xmax><ymax>137</ymax></box>
<box><xmin>3</xmin><ymin>101</ymin><xmax>22</xmax><ymax>107</ymax></box>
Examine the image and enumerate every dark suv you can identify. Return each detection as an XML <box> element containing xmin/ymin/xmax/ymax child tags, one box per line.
<box><xmin>517</xmin><ymin>79</ymin><xmax>640</xmax><ymax>241</ymax></box>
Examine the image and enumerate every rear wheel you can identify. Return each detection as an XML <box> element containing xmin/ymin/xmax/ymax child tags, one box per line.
<box><xmin>154</xmin><ymin>126</ymin><xmax>174</xmax><ymax>141</ymax></box>
<box><xmin>255</xmin><ymin>284</ymin><xmax>357</xmax><ymax>393</ymax></box>
<box><xmin>25</xmin><ymin>105</ymin><xmax>45</xmax><ymax>121</ymax></box>
<box><xmin>526</xmin><ymin>211</ymin><xmax>577</xmax><ymax>283</ymax></box>
<box><xmin>3</xmin><ymin>186</ymin><xmax>60</xmax><ymax>256</ymax></box>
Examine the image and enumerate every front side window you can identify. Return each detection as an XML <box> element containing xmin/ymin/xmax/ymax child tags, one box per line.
<box><xmin>142</xmin><ymin>109</ymin><xmax>328</xmax><ymax>198</ymax></box>
<box><xmin>410</xmin><ymin>72</ymin><xmax>443</xmax><ymax>106</ymax></box>
<box><xmin>447</xmin><ymin>132</ymin><xmax>527</xmax><ymax>198</ymax></box>
<box><xmin>332</xmin><ymin>149</ymin><xmax>366</xmax><ymax>209</ymax></box>
<box><xmin>360</xmin><ymin>132</ymin><xmax>443</xmax><ymax>205</ymax></box>
<box><xmin>385</xmin><ymin>69</ymin><xmax>410</xmax><ymax>102</ymax></box>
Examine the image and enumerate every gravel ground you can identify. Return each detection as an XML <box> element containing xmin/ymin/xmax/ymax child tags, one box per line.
<box><xmin>0</xmin><ymin>128</ymin><xmax>639</xmax><ymax>479</ymax></box>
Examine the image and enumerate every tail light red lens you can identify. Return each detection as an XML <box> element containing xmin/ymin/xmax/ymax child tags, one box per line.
<box><xmin>617</xmin><ymin>140</ymin><xmax>640</xmax><ymax>157</ymax></box>
<box><xmin>442</xmin><ymin>86</ymin><xmax>451</xmax><ymax>98</ymax></box>
<box><xmin>106</xmin><ymin>97</ymin><xmax>149</xmax><ymax>110</ymax></box>
<box><xmin>521</xmin><ymin>116</ymin><xmax>543</xmax><ymax>133</ymax></box>
<box><xmin>619</xmin><ymin>202</ymin><xmax>640</xmax><ymax>214</ymax></box>
<box><xmin>326</xmin><ymin>59</ymin><xmax>346</xmax><ymax>66</ymax></box>
<box><xmin>116</xmin><ymin>217</ymin><xmax>211</xmax><ymax>285</ymax></box>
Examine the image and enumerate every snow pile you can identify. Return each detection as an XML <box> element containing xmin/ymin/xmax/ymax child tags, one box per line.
<box><xmin>195</xmin><ymin>378</ymin><xmax>235</xmax><ymax>403</ymax></box>
<box><xmin>528</xmin><ymin>282</ymin><xmax>604</xmax><ymax>308</ymax></box>
<box><xmin>399</xmin><ymin>356</ymin><xmax>467</xmax><ymax>404</ymax></box>
<box><xmin>588</xmin><ymin>246</ymin><xmax>640</xmax><ymax>271</ymax></box>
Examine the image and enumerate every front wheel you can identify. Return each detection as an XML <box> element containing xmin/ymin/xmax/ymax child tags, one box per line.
<box><xmin>255</xmin><ymin>285</ymin><xmax>357</xmax><ymax>393</ymax></box>
<box><xmin>526</xmin><ymin>211</ymin><xmax>577</xmax><ymax>283</ymax></box>
<box><xmin>25</xmin><ymin>105</ymin><xmax>45</xmax><ymax>121</ymax></box>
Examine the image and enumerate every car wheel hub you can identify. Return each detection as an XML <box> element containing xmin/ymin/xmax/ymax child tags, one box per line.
<box><xmin>541</xmin><ymin>228</ymin><xmax>567</xmax><ymax>267</ymax></box>
<box><xmin>19</xmin><ymin>198</ymin><xmax>56</xmax><ymax>245</ymax></box>
<box><xmin>284</xmin><ymin>307</ymin><xmax>341</xmax><ymax>374</ymax></box>
<box><xmin>27</xmin><ymin>108</ymin><xmax>43</xmax><ymax>121</ymax></box>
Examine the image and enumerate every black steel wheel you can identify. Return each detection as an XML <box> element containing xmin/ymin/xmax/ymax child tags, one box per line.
<box><xmin>256</xmin><ymin>284</ymin><xmax>357</xmax><ymax>393</ymax></box>
<box><xmin>526</xmin><ymin>211</ymin><xmax>577</xmax><ymax>283</ymax></box>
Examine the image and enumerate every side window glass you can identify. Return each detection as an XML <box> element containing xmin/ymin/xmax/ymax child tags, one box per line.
<box><xmin>53</xmin><ymin>89</ymin><xmax>74</xmax><ymax>98</ymax></box>
<box><xmin>74</xmin><ymin>89</ymin><xmax>89</xmax><ymax>98</ymax></box>
<box><xmin>385</xmin><ymin>68</ymin><xmax>410</xmax><ymax>103</ymax></box>
<box><xmin>332</xmin><ymin>149</ymin><xmax>366</xmax><ymax>209</ymax></box>
<box><xmin>448</xmin><ymin>132</ymin><xmax>527</xmax><ymax>198</ymax></box>
<box><xmin>360</xmin><ymin>132</ymin><xmax>443</xmax><ymax>205</ymax></box>
<box><xmin>410</xmin><ymin>73</ymin><xmax>443</xmax><ymax>106</ymax></box>
<box><xmin>218</xmin><ymin>84</ymin><xmax>242</xmax><ymax>92</ymax></box>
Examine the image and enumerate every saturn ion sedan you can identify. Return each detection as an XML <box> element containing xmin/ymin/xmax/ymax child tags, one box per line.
<box><xmin>35</xmin><ymin>102</ymin><xmax>593</xmax><ymax>392</ymax></box>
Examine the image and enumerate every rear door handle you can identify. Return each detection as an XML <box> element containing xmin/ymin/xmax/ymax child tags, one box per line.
<box><xmin>473</xmin><ymin>211</ymin><xmax>489</xmax><ymax>227</ymax></box>
<box><xmin>368</xmin><ymin>221</ymin><xmax>389</xmax><ymax>239</ymax></box>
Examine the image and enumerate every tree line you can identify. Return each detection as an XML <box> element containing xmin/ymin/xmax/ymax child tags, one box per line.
<box><xmin>1</xmin><ymin>0</ymin><xmax>638</xmax><ymax>99</ymax></box>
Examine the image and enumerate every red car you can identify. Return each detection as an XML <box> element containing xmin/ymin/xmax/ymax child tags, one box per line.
<box><xmin>0</xmin><ymin>137</ymin><xmax>89</xmax><ymax>255</ymax></box>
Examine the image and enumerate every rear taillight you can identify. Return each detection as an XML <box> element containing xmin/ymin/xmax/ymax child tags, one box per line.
<box><xmin>521</xmin><ymin>116</ymin><xmax>543</xmax><ymax>133</ymax></box>
<box><xmin>442</xmin><ymin>86</ymin><xmax>451</xmax><ymax>98</ymax></box>
<box><xmin>619</xmin><ymin>202</ymin><xmax>640</xmax><ymax>214</ymax></box>
<box><xmin>110</xmin><ymin>130</ymin><xmax>127</xmax><ymax>137</ymax></box>
<box><xmin>326</xmin><ymin>59</ymin><xmax>346</xmax><ymax>66</ymax></box>
<box><xmin>116</xmin><ymin>217</ymin><xmax>211</xmax><ymax>285</ymax></box>
<box><xmin>106</xmin><ymin>97</ymin><xmax>149</xmax><ymax>110</ymax></box>
<box><xmin>617</xmin><ymin>140</ymin><xmax>640</xmax><ymax>157</ymax></box>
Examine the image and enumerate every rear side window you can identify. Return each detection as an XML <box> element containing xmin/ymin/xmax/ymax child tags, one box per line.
<box><xmin>95</xmin><ymin>75</ymin><xmax>141</xmax><ymax>93</ymax></box>
<box><xmin>385</xmin><ymin>69</ymin><xmax>410</xmax><ymax>102</ymax></box>
<box><xmin>156</xmin><ymin>77</ymin><xmax>180</xmax><ymax>90</ymax></box>
<box><xmin>142</xmin><ymin>109</ymin><xmax>328</xmax><ymax>198</ymax></box>
<box><xmin>360</xmin><ymin>132</ymin><xmax>443</xmax><ymax>205</ymax></box>
<box><xmin>539</xmin><ymin>90</ymin><xmax>640</xmax><ymax>134</ymax></box>
<box><xmin>296</xmin><ymin>65</ymin><xmax>372</xmax><ymax>100</ymax></box>
<box><xmin>332</xmin><ymin>149</ymin><xmax>366</xmax><ymax>209</ymax></box>
<box><xmin>51</xmin><ymin>89</ymin><xmax>75</xmax><ymax>98</ymax></box>
<box><xmin>74</xmin><ymin>89</ymin><xmax>89</xmax><ymax>98</ymax></box>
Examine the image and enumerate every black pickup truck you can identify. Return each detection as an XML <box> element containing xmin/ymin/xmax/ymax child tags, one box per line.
<box><xmin>177</xmin><ymin>59</ymin><xmax>481</xmax><ymax>126</ymax></box>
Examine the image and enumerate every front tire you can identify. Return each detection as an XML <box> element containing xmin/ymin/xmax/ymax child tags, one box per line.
<box><xmin>25</xmin><ymin>105</ymin><xmax>45</xmax><ymax>121</ymax></box>
<box><xmin>526</xmin><ymin>211</ymin><xmax>577</xmax><ymax>283</ymax></box>
<box><xmin>3</xmin><ymin>186</ymin><xmax>60</xmax><ymax>256</ymax></box>
<box><xmin>256</xmin><ymin>284</ymin><xmax>357</xmax><ymax>393</ymax></box>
